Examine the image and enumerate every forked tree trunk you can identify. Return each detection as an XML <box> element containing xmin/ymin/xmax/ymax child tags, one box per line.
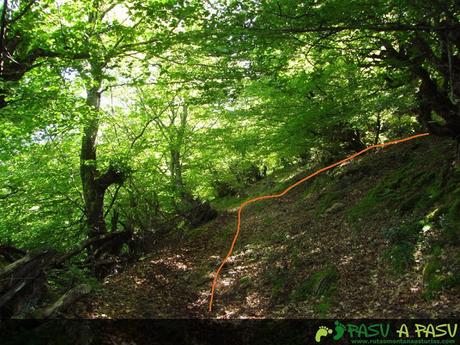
<box><xmin>80</xmin><ymin>86</ymin><xmax>107</xmax><ymax>238</ymax></box>
<box><xmin>80</xmin><ymin>73</ymin><xmax>125</xmax><ymax>268</ymax></box>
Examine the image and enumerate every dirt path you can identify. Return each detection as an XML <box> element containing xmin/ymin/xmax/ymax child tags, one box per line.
<box><xmin>73</xmin><ymin>196</ymin><xmax>460</xmax><ymax>319</ymax></box>
<box><xmin>72</xmin><ymin>140</ymin><xmax>460</xmax><ymax>319</ymax></box>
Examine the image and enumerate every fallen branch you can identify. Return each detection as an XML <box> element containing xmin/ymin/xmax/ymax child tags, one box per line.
<box><xmin>37</xmin><ymin>284</ymin><xmax>91</xmax><ymax>319</ymax></box>
<box><xmin>53</xmin><ymin>229</ymin><xmax>132</xmax><ymax>266</ymax></box>
<box><xmin>0</xmin><ymin>249</ymin><xmax>55</xmax><ymax>317</ymax></box>
<box><xmin>0</xmin><ymin>245</ymin><xmax>27</xmax><ymax>263</ymax></box>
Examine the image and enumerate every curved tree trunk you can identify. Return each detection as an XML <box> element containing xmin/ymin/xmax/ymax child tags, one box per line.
<box><xmin>80</xmin><ymin>85</ymin><xmax>107</xmax><ymax>238</ymax></box>
<box><xmin>79</xmin><ymin>67</ymin><xmax>126</xmax><ymax>275</ymax></box>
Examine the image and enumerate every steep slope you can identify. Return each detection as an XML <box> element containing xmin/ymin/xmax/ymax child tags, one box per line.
<box><xmin>73</xmin><ymin>136</ymin><xmax>460</xmax><ymax>318</ymax></box>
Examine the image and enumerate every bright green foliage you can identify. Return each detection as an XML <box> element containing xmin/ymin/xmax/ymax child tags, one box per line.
<box><xmin>0</xmin><ymin>0</ymin><xmax>458</xmax><ymax>258</ymax></box>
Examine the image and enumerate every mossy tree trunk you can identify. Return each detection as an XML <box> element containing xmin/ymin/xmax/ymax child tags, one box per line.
<box><xmin>80</xmin><ymin>62</ymin><xmax>125</xmax><ymax>267</ymax></box>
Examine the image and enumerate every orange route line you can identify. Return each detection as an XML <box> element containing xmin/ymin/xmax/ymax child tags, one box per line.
<box><xmin>208</xmin><ymin>132</ymin><xmax>430</xmax><ymax>312</ymax></box>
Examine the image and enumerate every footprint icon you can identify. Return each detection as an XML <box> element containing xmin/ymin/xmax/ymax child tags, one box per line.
<box><xmin>315</xmin><ymin>326</ymin><xmax>333</xmax><ymax>343</ymax></box>
<box><xmin>333</xmin><ymin>321</ymin><xmax>346</xmax><ymax>340</ymax></box>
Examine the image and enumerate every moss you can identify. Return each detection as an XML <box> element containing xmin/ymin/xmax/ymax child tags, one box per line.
<box><xmin>291</xmin><ymin>266</ymin><xmax>339</xmax><ymax>301</ymax></box>
<box><xmin>266</xmin><ymin>229</ymin><xmax>286</xmax><ymax>243</ymax></box>
<box><xmin>211</xmin><ymin>196</ymin><xmax>242</xmax><ymax>212</ymax></box>
<box><xmin>420</xmin><ymin>241</ymin><xmax>460</xmax><ymax>300</ymax></box>
<box><xmin>185</xmin><ymin>269</ymin><xmax>210</xmax><ymax>288</ymax></box>
<box><xmin>383</xmin><ymin>242</ymin><xmax>416</xmax><ymax>274</ymax></box>
<box><xmin>443</xmin><ymin>196</ymin><xmax>460</xmax><ymax>244</ymax></box>
<box><xmin>262</xmin><ymin>215</ymin><xmax>277</xmax><ymax>227</ymax></box>
<box><xmin>446</xmin><ymin>252</ymin><xmax>460</xmax><ymax>288</ymax></box>
<box><xmin>381</xmin><ymin>221</ymin><xmax>421</xmax><ymax>274</ymax></box>
<box><xmin>347</xmin><ymin>190</ymin><xmax>381</xmax><ymax>223</ymax></box>
<box><xmin>315</xmin><ymin>190</ymin><xmax>346</xmax><ymax>216</ymax></box>
<box><xmin>347</xmin><ymin>156</ymin><xmax>446</xmax><ymax>225</ymax></box>
<box><xmin>313</xmin><ymin>298</ymin><xmax>333</xmax><ymax>317</ymax></box>
<box><xmin>422</xmin><ymin>255</ymin><xmax>444</xmax><ymax>300</ymax></box>
<box><xmin>268</xmin><ymin>270</ymin><xmax>289</xmax><ymax>300</ymax></box>
<box><xmin>239</xmin><ymin>276</ymin><xmax>253</xmax><ymax>289</ymax></box>
<box><xmin>291</xmin><ymin>246</ymin><xmax>303</xmax><ymax>268</ymax></box>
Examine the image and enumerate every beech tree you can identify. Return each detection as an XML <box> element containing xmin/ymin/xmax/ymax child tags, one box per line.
<box><xmin>203</xmin><ymin>0</ymin><xmax>460</xmax><ymax>138</ymax></box>
<box><xmin>0</xmin><ymin>0</ymin><xmax>457</xmax><ymax>279</ymax></box>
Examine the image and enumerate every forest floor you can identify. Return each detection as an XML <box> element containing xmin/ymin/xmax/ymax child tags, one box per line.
<box><xmin>71</xmin><ymin>136</ymin><xmax>460</xmax><ymax>318</ymax></box>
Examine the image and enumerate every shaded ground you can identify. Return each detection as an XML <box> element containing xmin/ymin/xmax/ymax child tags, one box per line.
<box><xmin>71</xmin><ymin>136</ymin><xmax>460</xmax><ymax>318</ymax></box>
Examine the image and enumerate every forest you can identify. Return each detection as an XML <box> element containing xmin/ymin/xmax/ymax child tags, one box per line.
<box><xmin>0</xmin><ymin>0</ymin><xmax>459</xmax><ymax>330</ymax></box>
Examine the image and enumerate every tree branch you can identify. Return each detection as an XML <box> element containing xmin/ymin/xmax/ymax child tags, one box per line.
<box><xmin>96</xmin><ymin>165</ymin><xmax>125</xmax><ymax>191</ymax></box>
<box><xmin>53</xmin><ymin>229</ymin><xmax>132</xmax><ymax>266</ymax></box>
<box><xmin>104</xmin><ymin>184</ymin><xmax>121</xmax><ymax>218</ymax></box>
<box><xmin>9</xmin><ymin>0</ymin><xmax>37</xmax><ymax>25</ymax></box>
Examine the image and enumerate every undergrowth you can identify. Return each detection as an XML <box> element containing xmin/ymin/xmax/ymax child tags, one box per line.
<box><xmin>345</xmin><ymin>139</ymin><xmax>460</xmax><ymax>295</ymax></box>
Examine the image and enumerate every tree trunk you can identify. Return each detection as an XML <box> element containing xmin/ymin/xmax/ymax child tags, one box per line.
<box><xmin>416</xmin><ymin>69</ymin><xmax>460</xmax><ymax>137</ymax></box>
<box><xmin>170</xmin><ymin>148</ymin><xmax>183</xmax><ymax>194</ymax></box>
<box><xmin>80</xmin><ymin>86</ymin><xmax>107</xmax><ymax>239</ymax></box>
<box><xmin>374</xmin><ymin>113</ymin><xmax>381</xmax><ymax>145</ymax></box>
<box><xmin>382</xmin><ymin>38</ymin><xmax>460</xmax><ymax>138</ymax></box>
<box><xmin>169</xmin><ymin>103</ymin><xmax>194</xmax><ymax>205</ymax></box>
<box><xmin>79</xmin><ymin>72</ymin><xmax>126</xmax><ymax>273</ymax></box>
